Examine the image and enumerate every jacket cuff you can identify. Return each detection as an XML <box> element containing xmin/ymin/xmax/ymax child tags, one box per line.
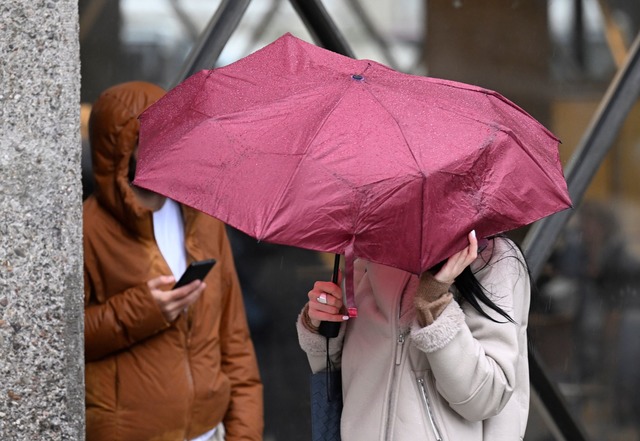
<box><xmin>410</xmin><ymin>300</ymin><xmax>465</xmax><ymax>353</ymax></box>
<box><xmin>123</xmin><ymin>285</ymin><xmax>172</xmax><ymax>341</ymax></box>
<box><xmin>296</xmin><ymin>310</ymin><xmax>345</xmax><ymax>357</ymax></box>
<box><xmin>417</xmin><ymin>272</ymin><xmax>452</xmax><ymax>301</ymax></box>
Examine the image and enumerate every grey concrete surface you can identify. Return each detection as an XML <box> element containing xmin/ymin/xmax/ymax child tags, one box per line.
<box><xmin>0</xmin><ymin>1</ymin><xmax>84</xmax><ymax>440</ymax></box>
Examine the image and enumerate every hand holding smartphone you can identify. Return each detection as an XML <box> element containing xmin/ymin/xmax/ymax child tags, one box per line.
<box><xmin>172</xmin><ymin>259</ymin><xmax>217</xmax><ymax>289</ymax></box>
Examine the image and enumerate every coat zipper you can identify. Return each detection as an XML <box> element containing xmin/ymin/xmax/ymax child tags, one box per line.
<box><xmin>383</xmin><ymin>273</ymin><xmax>411</xmax><ymax>441</ymax></box>
<box><xmin>417</xmin><ymin>377</ymin><xmax>443</xmax><ymax>441</ymax></box>
<box><xmin>395</xmin><ymin>332</ymin><xmax>406</xmax><ymax>365</ymax></box>
<box><xmin>384</xmin><ymin>330</ymin><xmax>407</xmax><ymax>440</ymax></box>
<box><xmin>183</xmin><ymin>326</ymin><xmax>195</xmax><ymax>440</ymax></box>
<box><xmin>183</xmin><ymin>256</ymin><xmax>196</xmax><ymax>441</ymax></box>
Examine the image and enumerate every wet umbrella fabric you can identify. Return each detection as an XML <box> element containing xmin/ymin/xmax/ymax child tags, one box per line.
<box><xmin>134</xmin><ymin>33</ymin><xmax>571</xmax><ymax>315</ymax></box>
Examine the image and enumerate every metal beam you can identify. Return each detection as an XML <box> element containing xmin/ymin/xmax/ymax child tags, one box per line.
<box><xmin>528</xmin><ymin>347</ymin><xmax>590</xmax><ymax>440</ymax></box>
<box><xmin>172</xmin><ymin>0</ymin><xmax>252</xmax><ymax>87</ymax></box>
<box><xmin>345</xmin><ymin>0</ymin><xmax>400</xmax><ymax>69</ymax></box>
<box><xmin>174</xmin><ymin>0</ymin><xmax>354</xmax><ymax>86</ymax></box>
<box><xmin>523</xmin><ymin>30</ymin><xmax>640</xmax><ymax>278</ymax></box>
<box><xmin>288</xmin><ymin>0</ymin><xmax>355</xmax><ymax>57</ymax></box>
<box><xmin>522</xmin><ymin>30</ymin><xmax>640</xmax><ymax>441</ymax></box>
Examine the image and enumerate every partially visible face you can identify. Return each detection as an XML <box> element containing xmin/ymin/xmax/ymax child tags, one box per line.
<box><xmin>128</xmin><ymin>133</ymin><xmax>139</xmax><ymax>183</ymax></box>
<box><xmin>128</xmin><ymin>140</ymin><xmax>167</xmax><ymax>211</ymax></box>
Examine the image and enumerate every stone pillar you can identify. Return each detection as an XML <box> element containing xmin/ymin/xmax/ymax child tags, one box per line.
<box><xmin>0</xmin><ymin>1</ymin><xmax>84</xmax><ymax>440</ymax></box>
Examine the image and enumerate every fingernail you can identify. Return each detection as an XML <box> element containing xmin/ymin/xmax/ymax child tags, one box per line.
<box><xmin>471</xmin><ymin>230</ymin><xmax>476</xmax><ymax>238</ymax></box>
<box><xmin>342</xmin><ymin>315</ymin><xmax>350</xmax><ymax>321</ymax></box>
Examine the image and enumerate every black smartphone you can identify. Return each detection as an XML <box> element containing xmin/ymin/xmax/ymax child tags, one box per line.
<box><xmin>172</xmin><ymin>259</ymin><xmax>217</xmax><ymax>289</ymax></box>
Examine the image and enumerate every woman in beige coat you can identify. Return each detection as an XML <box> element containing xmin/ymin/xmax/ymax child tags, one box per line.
<box><xmin>297</xmin><ymin>232</ymin><xmax>530</xmax><ymax>440</ymax></box>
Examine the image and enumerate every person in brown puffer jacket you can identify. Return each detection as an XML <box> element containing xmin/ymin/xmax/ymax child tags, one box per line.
<box><xmin>83</xmin><ymin>81</ymin><xmax>263</xmax><ymax>441</ymax></box>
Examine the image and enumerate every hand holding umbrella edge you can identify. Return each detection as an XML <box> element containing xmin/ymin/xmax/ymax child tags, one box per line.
<box><xmin>415</xmin><ymin>230</ymin><xmax>479</xmax><ymax>327</ymax></box>
<box><xmin>432</xmin><ymin>230</ymin><xmax>479</xmax><ymax>285</ymax></box>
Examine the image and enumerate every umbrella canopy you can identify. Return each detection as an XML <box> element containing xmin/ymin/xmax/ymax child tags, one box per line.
<box><xmin>134</xmin><ymin>33</ymin><xmax>571</xmax><ymax>313</ymax></box>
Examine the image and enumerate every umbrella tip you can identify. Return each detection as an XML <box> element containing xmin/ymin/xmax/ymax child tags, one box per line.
<box><xmin>351</xmin><ymin>74</ymin><xmax>364</xmax><ymax>81</ymax></box>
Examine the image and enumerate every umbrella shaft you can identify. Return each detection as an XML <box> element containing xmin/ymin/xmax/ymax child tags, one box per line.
<box><xmin>319</xmin><ymin>254</ymin><xmax>341</xmax><ymax>338</ymax></box>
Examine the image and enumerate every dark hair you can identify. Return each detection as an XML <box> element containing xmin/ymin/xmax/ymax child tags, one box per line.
<box><xmin>455</xmin><ymin>265</ymin><xmax>514</xmax><ymax>323</ymax></box>
<box><xmin>433</xmin><ymin>236</ymin><xmax>530</xmax><ymax>323</ymax></box>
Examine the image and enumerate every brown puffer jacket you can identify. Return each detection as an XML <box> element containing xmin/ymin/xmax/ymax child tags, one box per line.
<box><xmin>83</xmin><ymin>81</ymin><xmax>263</xmax><ymax>441</ymax></box>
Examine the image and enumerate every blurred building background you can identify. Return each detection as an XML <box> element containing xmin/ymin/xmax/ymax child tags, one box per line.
<box><xmin>79</xmin><ymin>1</ymin><xmax>640</xmax><ymax>440</ymax></box>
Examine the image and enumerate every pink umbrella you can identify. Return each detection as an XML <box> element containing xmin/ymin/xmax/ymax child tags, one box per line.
<box><xmin>134</xmin><ymin>33</ymin><xmax>571</xmax><ymax>316</ymax></box>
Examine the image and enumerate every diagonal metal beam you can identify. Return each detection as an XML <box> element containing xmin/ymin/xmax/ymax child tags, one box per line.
<box><xmin>522</xmin><ymin>30</ymin><xmax>640</xmax><ymax>441</ymax></box>
<box><xmin>288</xmin><ymin>0</ymin><xmax>355</xmax><ymax>57</ymax></box>
<box><xmin>345</xmin><ymin>0</ymin><xmax>400</xmax><ymax>69</ymax></box>
<box><xmin>523</xmin><ymin>30</ymin><xmax>640</xmax><ymax>278</ymax></box>
<box><xmin>172</xmin><ymin>0</ymin><xmax>252</xmax><ymax>87</ymax></box>
<box><xmin>596</xmin><ymin>0</ymin><xmax>629</xmax><ymax>68</ymax></box>
<box><xmin>172</xmin><ymin>0</ymin><xmax>354</xmax><ymax>86</ymax></box>
<box><xmin>528</xmin><ymin>346</ymin><xmax>590</xmax><ymax>440</ymax></box>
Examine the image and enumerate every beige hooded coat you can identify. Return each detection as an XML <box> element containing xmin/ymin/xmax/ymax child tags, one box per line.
<box><xmin>298</xmin><ymin>237</ymin><xmax>530</xmax><ymax>440</ymax></box>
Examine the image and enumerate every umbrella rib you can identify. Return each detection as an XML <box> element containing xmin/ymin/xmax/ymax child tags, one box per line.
<box><xmin>501</xmin><ymin>129</ymin><xmax>566</xmax><ymax>193</ymax></box>
<box><xmin>425</xmin><ymin>99</ymin><xmax>567</xmax><ymax>200</ymax></box>
<box><xmin>427</xmin><ymin>90</ymin><xmax>565</xmax><ymax>191</ymax></box>
<box><xmin>346</xmin><ymin>87</ymin><xmax>434</xmax><ymax>271</ymax></box>
<box><xmin>259</xmin><ymin>81</ymin><xmax>355</xmax><ymax>238</ymax></box>
<box><xmin>419</xmin><ymin>172</ymin><xmax>426</xmax><ymax>272</ymax></box>
<box><xmin>363</xmin><ymin>89</ymin><xmax>428</xmax><ymax>271</ymax></box>
<box><xmin>364</xmin><ymin>88</ymin><xmax>424</xmax><ymax>173</ymax></box>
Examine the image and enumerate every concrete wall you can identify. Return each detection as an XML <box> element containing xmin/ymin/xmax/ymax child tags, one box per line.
<box><xmin>0</xmin><ymin>1</ymin><xmax>84</xmax><ymax>440</ymax></box>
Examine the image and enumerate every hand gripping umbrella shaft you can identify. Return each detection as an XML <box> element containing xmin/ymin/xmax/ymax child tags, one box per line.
<box><xmin>318</xmin><ymin>255</ymin><xmax>341</xmax><ymax>338</ymax></box>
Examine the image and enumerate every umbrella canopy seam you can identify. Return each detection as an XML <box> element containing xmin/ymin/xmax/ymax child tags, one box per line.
<box><xmin>259</xmin><ymin>79</ymin><xmax>357</xmax><ymax>240</ymax></box>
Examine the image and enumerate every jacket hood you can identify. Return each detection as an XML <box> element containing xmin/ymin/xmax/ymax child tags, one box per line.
<box><xmin>89</xmin><ymin>81</ymin><xmax>166</xmax><ymax>234</ymax></box>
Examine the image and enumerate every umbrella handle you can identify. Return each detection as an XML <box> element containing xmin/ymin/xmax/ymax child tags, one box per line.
<box><xmin>318</xmin><ymin>254</ymin><xmax>341</xmax><ymax>338</ymax></box>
